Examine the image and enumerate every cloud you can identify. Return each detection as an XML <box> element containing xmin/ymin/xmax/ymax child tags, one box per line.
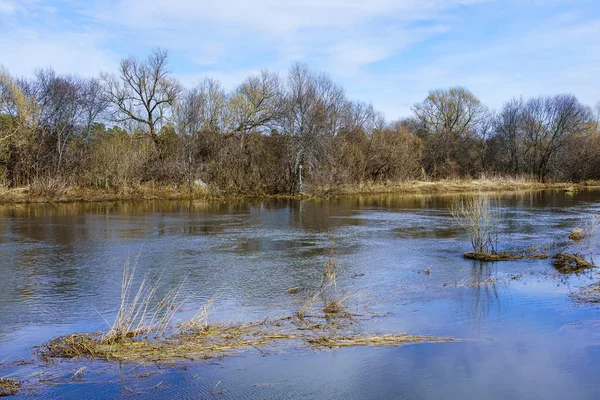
<box><xmin>91</xmin><ymin>0</ymin><xmax>487</xmax><ymax>32</ymax></box>
<box><xmin>0</xmin><ymin>28</ymin><xmax>117</xmax><ymax>76</ymax></box>
<box><xmin>0</xmin><ymin>0</ymin><xmax>16</xmax><ymax>14</ymax></box>
<box><xmin>0</xmin><ymin>0</ymin><xmax>598</xmax><ymax>121</ymax></box>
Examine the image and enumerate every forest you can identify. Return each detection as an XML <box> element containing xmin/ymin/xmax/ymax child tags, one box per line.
<box><xmin>1</xmin><ymin>48</ymin><xmax>599</xmax><ymax>197</ymax></box>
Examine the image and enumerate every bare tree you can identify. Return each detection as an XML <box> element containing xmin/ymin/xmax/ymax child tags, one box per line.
<box><xmin>412</xmin><ymin>87</ymin><xmax>487</xmax><ymax>178</ymax></box>
<box><xmin>493</xmin><ymin>98</ymin><xmax>524</xmax><ymax>174</ymax></box>
<box><xmin>173</xmin><ymin>78</ymin><xmax>227</xmax><ymax>186</ymax></box>
<box><xmin>228</xmin><ymin>70</ymin><xmax>282</xmax><ymax>148</ymax></box>
<box><xmin>520</xmin><ymin>95</ymin><xmax>590</xmax><ymax>181</ymax></box>
<box><xmin>30</xmin><ymin>68</ymin><xmax>89</xmax><ymax>172</ymax></box>
<box><xmin>80</xmin><ymin>78</ymin><xmax>109</xmax><ymax>139</ymax></box>
<box><xmin>102</xmin><ymin>49</ymin><xmax>181</xmax><ymax>149</ymax></box>
<box><xmin>278</xmin><ymin>63</ymin><xmax>347</xmax><ymax>192</ymax></box>
<box><xmin>174</xmin><ymin>78</ymin><xmax>227</xmax><ymax>137</ymax></box>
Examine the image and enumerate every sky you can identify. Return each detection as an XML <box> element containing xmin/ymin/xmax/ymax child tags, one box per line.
<box><xmin>0</xmin><ymin>0</ymin><xmax>599</xmax><ymax>120</ymax></box>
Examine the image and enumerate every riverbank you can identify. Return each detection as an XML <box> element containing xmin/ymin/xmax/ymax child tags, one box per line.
<box><xmin>0</xmin><ymin>178</ymin><xmax>597</xmax><ymax>204</ymax></box>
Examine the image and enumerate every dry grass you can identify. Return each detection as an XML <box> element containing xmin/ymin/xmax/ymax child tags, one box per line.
<box><xmin>285</xmin><ymin>287</ymin><xmax>303</xmax><ymax>295</ymax></box>
<box><xmin>307</xmin><ymin>334</ymin><xmax>454</xmax><ymax>348</ymax></box>
<box><xmin>1</xmin><ymin>178</ymin><xmax>597</xmax><ymax>204</ymax></box>
<box><xmin>569</xmin><ymin>229</ymin><xmax>586</xmax><ymax>241</ymax></box>
<box><xmin>322</xmin><ymin>300</ymin><xmax>346</xmax><ymax>315</ymax></box>
<box><xmin>463</xmin><ymin>251</ymin><xmax>548</xmax><ymax>261</ymax></box>
<box><xmin>308</xmin><ymin>177</ymin><xmax>596</xmax><ymax>197</ymax></box>
<box><xmin>0</xmin><ymin>378</ymin><xmax>20</xmax><ymax>397</ymax></box>
<box><xmin>552</xmin><ymin>253</ymin><xmax>596</xmax><ymax>274</ymax></box>
<box><xmin>0</xmin><ymin>183</ymin><xmax>212</xmax><ymax>204</ymax></box>
<box><xmin>39</xmin><ymin>316</ymin><xmax>453</xmax><ymax>364</ymax></box>
<box><xmin>40</xmin><ymin>320</ymin><xmax>302</xmax><ymax>363</ymax></box>
<box><xmin>37</xmin><ymin>253</ymin><xmax>454</xmax><ymax>364</ymax></box>
<box><xmin>443</xmin><ymin>273</ymin><xmax>522</xmax><ymax>288</ymax></box>
<box><xmin>177</xmin><ymin>300</ymin><xmax>213</xmax><ymax>334</ymax></box>
<box><xmin>100</xmin><ymin>256</ymin><xmax>184</xmax><ymax>345</ymax></box>
<box><xmin>569</xmin><ymin>214</ymin><xmax>600</xmax><ymax>242</ymax></box>
<box><xmin>297</xmin><ymin>253</ymin><xmax>345</xmax><ymax>319</ymax></box>
<box><xmin>572</xmin><ymin>282</ymin><xmax>600</xmax><ymax>303</ymax></box>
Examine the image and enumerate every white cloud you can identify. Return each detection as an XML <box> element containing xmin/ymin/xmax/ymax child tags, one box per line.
<box><xmin>0</xmin><ymin>0</ymin><xmax>598</xmax><ymax>121</ymax></box>
<box><xmin>91</xmin><ymin>0</ymin><xmax>487</xmax><ymax>32</ymax></box>
<box><xmin>0</xmin><ymin>0</ymin><xmax>15</xmax><ymax>14</ymax></box>
<box><xmin>0</xmin><ymin>28</ymin><xmax>117</xmax><ymax>77</ymax></box>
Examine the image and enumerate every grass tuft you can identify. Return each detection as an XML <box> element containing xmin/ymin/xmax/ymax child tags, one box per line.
<box><xmin>552</xmin><ymin>253</ymin><xmax>596</xmax><ymax>274</ymax></box>
<box><xmin>463</xmin><ymin>251</ymin><xmax>548</xmax><ymax>261</ymax></box>
<box><xmin>307</xmin><ymin>334</ymin><xmax>454</xmax><ymax>349</ymax></box>
<box><xmin>101</xmin><ymin>255</ymin><xmax>184</xmax><ymax>345</ymax></box>
<box><xmin>0</xmin><ymin>378</ymin><xmax>20</xmax><ymax>397</ymax></box>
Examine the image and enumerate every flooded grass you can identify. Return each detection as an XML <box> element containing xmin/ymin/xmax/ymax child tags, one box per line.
<box><xmin>285</xmin><ymin>287</ymin><xmax>303</xmax><ymax>295</ymax></box>
<box><xmin>444</xmin><ymin>273</ymin><xmax>522</xmax><ymax>287</ymax></box>
<box><xmin>38</xmin><ymin>314</ymin><xmax>451</xmax><ymax>364</ymax></box>
<box><xmin>0</xmin><ymin>378</ymin><xmax>20</xmax><ymax>397</ymax></box>
<box><xmin>40</xmin><ymin>321</ymin><xmax>292</xmax><ymax>363</ymax></box>
<box><xmin>552</xmin><ymin>253</ymin><xmax>595</xmax><ymax>274</ymax></box>
<box><xmin>37</xmin><ymin>256</ymin><xmax>452</xmax><ymax>366</ymax></box>
<box><xmin>568</xmin><ymin>214</ymin><xmax>600</xmax><ymax>242</ymax></box>
<box><xmin>463</xmin><ymin>251</ymin><xmax>549</xmax><ymax>261</ymax></box>
<box><xmin>572</xmin><ymin>282</ymin><xmax>600</xmax><ymax>303</ymax></box>
<box><xmin>307</xmin><ymin>334</ymin><xmax>454</xmax><ymax>349</ymax></box>
<box><xmin>569</xmin><ymin>229</ymin><xmax>586</xmax><ymax>241</ymax></box>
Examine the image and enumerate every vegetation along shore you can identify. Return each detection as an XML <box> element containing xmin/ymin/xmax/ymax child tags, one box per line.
<box><xmin>1</xmin><ymin>49</ymin><xmax>600</xmax><ymax>202</ymax></box>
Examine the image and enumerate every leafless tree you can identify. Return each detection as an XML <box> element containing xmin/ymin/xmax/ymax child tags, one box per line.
<box><xmin>278</xmin><ymin>63</ymin><xmax>347</xmax><ymax>192</ymax></box>
<box><xmin>102</xmin><ymin>49</ymin><xmax>181</xmax><ymax>148</ymax></box>
<box><xmin>30</xmin><ymin>68</ymin><xmax>90</xmax><ymax>172</ymax></box>
<box><xmin>493</xmin><ymin>98</ymin><xmax>524</xmax><ymax>174</ymax></box>
<box><xmin>80</xmin><ymin>78</ymin><xmax>109</xmax><ymax>139</ymax></box>
<box><xmin>520</xmin><ymin>94</ymin><xmax>590</xmax><ymax>181</ymax></box>
<box><xmin>412</xmin><ymin>87</ymin><xmax>487</xmax><ymax>178</ymax></box>
<box><xmin>229</xmin><ymin>70</ymin><xmax>283</xmax><ymax>148</ymax></box>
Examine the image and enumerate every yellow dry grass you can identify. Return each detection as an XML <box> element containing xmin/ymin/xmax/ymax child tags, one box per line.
<box><xmin>307</xmin><ymin>334</ymin><xmax>454</xmax><ymax>348</ymax></box>
<box><xmin>0</xmin><ymin>378</ymin><xmax>20</xmax><ymax>397</ymax></box>
<box><xmin>1</xmin><ymin>178</ymin><xmax>597</xmax><ymax>204</ymax></box>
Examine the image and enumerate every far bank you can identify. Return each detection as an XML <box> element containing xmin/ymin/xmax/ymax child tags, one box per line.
<box><xmin>0</xmin><ymin>178</ymin><xmax>597</xmax><ymax>204</ymax></box>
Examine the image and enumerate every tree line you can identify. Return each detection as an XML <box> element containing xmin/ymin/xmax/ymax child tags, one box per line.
<box><xmin>1</xmin><ymin>49</ymin><xmax>599</xmax><ymax>195</ymax></box>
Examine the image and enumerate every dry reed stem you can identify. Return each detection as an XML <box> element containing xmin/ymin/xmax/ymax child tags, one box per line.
<box><xmin>451</xmin><ymin>195</ymin><xmax>501</xmax><ymax>254</ymax></box>
<box><xmin>101</xmin><ymin>255</ymin><xmax>184</xmax><ymax>344</ymax></box>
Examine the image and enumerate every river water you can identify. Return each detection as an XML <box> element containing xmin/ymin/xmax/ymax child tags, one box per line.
<box><xmin>1</xmin><ymin>190</ymin><xmax>600</xmax><ymax>399</ymax></box>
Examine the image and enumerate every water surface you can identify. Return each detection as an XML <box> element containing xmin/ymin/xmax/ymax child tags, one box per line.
<box><xmin>1</xmin><ymin>190</ymin><xmax>600</xmax><ymax>399</ymax></box>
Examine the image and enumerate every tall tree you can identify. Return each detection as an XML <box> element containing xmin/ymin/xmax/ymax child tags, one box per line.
<box><xmin>102</xmin><ymin>49</ymin><xmax>181</xmax><ymax>149</ymax></box>
<box><xmin>412</xmin><ymin>87</ymin><xmax>487</xmax><ymax>178</ymax></box>
<box><xmin>520</xmin><ymin>94</ymin><xmax>590</xmax><ymax>181</ymax></box>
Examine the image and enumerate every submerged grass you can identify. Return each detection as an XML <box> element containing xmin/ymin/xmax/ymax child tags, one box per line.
<box><xmin>572</xmin><ymin>282</ymin><xmax>600</xmax><ymax>303</ymax></box>
<box><xmin>463</xmin><ymin>251</ymin><xmax>549</xmax><ymax>261</ymax></box>
<box><xmin>40</xmin><ymin>320</ymin><xmax>301</xmax><ymax>363</ymax></box>
<box><xmin>0</xmin><ymin>378</ymin><xmax>20</xmax><ymax>397</ymax></box>
<box><xmin>39</xmin><ymin>318</ymin><xmax>455</xmax><ymax>363</ymax></box>
<box><xmin>307</xmin><ymin>334</ymin><xmax>454</xmax><ymax>349</ymax></box>
<box><xmin>552</xmin><ymin>253</ymin><xmax>596</xmax><ymax>274</ymax></box>
<box><xmin>38</xmin><ymin>255</ymin><xmax>454</xmax><ymax>365</ymax></box>
<box><xmin>444</xmin><ymin>273</ymin><xmax>522</xmax><ymax>288</ymax></box>
<box><xmin>569</xmin><ymin>214</ymin><xmax>600</xmax><ymax>242</ymax></box>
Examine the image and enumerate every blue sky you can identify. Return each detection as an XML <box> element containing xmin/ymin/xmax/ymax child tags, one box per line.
<box><xmin>0</xmin><ymin>0</ymin><xmax>599</xmax><ymax>119</ymax></box>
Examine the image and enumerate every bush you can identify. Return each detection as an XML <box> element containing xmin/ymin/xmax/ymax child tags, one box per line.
<box><xmin>451</xmin><ymin>196</ymin><xmax>500</xmax><ymax>254</ymax></box>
